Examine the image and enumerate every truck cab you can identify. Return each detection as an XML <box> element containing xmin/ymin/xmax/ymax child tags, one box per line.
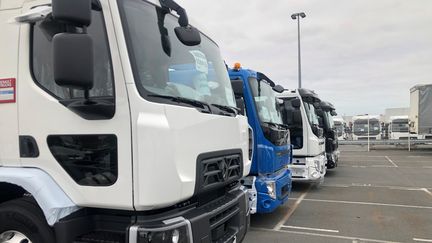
<box><xmin>333</xmin><ymin>117</ymin><xmax>347</xmax><ymax>140</ymax></box>
<box><xmin>0</xmin><ymin>0</ymin><xmax>251</xmax><ymax>242</ymax></box>
<box><xmin>315</xmin><ymin>101</ymin><xmax>340</xmax><ymax>169</ymax></box>
<box><xmin>352</xmin><ymin>115</ymin><xmax>381</xmax><ymax>140</ymax></box>
<box><xmin>278</xmin><ymin>89</ymin><xmax>326</xmax><ymax>183</ymax></box>
<box><xmin>389</xmin><ymin>116</ymin><xmax>411</xmax><ymax>140</ymax></box>
<box><xmin>228</xmin><ymin>65</ymin><xmax>291</xmax><ymax>214</ymax></box>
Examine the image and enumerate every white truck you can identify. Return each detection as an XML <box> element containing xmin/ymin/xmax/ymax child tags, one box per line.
<box><xmin>278</xmin><ymin>89</ymin><xmax>326</xmax><ymax>183</ymax></box>
<box><xmin>388</xmin><ymin>115</ymin><xmax>411</xmax><ymax>140</ymax></box>
<box><xmin>333</xmin><ymin>117</ymin><xmax>347</xmax><ymax>140</ymax></box>
<box><xmin>410</xmin><ymin>84</ymin><xmax>432</xmax><ymax>139</ymax></box>
<box><xmin>352</xmin><ymin>115</ymin><xmax>382</xmax><ymax>141</ymax></box>
<box><xmin>0</xmin><ymin>0</ymin><xmax>252</xmax><ymax>242</ymax></box>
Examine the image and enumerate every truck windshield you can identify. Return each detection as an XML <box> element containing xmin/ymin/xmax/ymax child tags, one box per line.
<box><xmin>303</xmin><ymin>101</ymin><xmax>319</xmax><ymax>127</ymax></box>
<box><xmin>334</xmin><ymin>121</ymin><xmax>344</xmax><ymax>136</ymax></box>
<box><xmin>118</xmin><ymin>0</ymin><xmax>236</xmax><ymax>108</ymax></box>
<box><xmin>391</xmin><ymin>119</ymin><xmax>409</xmax><ymax>132</ymax></box>
<box><xmin>248</xmin><ymin>78</ymin><xmax>283</xmax><ymax>125</ymax></box>
<box><xmin>324</xmin><ymin>111</ymin><xmax>334</xmax><ymax>130</ymax></box>
<box><xmin>353</xmin><ymin>119</ymin><xmax>380</xmax><ymax>135</ymax></box>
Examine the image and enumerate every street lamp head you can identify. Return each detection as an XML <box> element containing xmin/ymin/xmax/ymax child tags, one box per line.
<box><xmin>291</xmin><ymin>14</ymin><xmax>297</xmax><ymax>20</ymax></box>
<box><xmin>300</xmin><ymin>12</ymin><xmax>306</xmax><ymax>18</ymax></box>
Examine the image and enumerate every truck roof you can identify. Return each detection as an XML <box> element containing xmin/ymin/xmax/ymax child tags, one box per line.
<box><xmin>410</xmin><ymin>84</ymin><xmax>432</xmax><ymax>93</ymax></box>
<box><xmin>0</xmin><ymin>0</ymin><xmax>163</xmax><ymax>10</ymax></box>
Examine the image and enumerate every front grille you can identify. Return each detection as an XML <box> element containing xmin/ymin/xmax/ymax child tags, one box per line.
<box><xmin>196</xmin><ymin>150</ymin><xmax>243</xmax><ymax>193</ymax></box>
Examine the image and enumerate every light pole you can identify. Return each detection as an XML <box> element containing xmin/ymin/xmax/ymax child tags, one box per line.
<box><xmin>291</xmin><ymin>12</ymin><xmax>306</xmax><ymax>89</ymax></box>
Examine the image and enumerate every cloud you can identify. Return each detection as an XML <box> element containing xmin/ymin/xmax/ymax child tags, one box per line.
<box><xmin>177</xmin><ymin>0</ymin><xmax>432</xmax><ymax>115</ymax></box>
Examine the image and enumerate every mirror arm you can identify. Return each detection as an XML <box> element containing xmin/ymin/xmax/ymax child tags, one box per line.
<box><xmin>159</xmin><ymin>0</ymin><xmax>189</xmax><ymax>27</ymax></box>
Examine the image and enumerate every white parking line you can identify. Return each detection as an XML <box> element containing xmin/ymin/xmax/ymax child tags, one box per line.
<box><xmin>413</xmin><ymin>238</ymin><xmax>432</xmax><ymax>242</ymax></box>
<box><xmin>422</xmin><ymin>188</ymin><xmax>432</xmax><ymax>198</ymax></box>
<box><xmin>273</xmin><ymin>186</ymin><xmax>310</xmax><ymax>230</ymax></box>
<box><xmin>281</xmin><ymin>225</ymin><xmax>339</xmax><ymax>233</ymax></box>
<box><xmin>385</xmin><ymin>156</ymin><xmax>398</xmax><ymax>167</ymax></box>
<box><xmin>296</xmin><ymin>198</ymin><xmax>432</xmax><ymax>210</ymax></box>
<box><xmin>251</xmin><ymin>227</ymin><xmax>402</xmax><ymax>243</ymax></box>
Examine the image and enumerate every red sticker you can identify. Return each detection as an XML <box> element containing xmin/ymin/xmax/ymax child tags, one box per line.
<box><xmin>0</xmin><ymin>78</ymin><xmax>16</xmax><ymax>104</ymax></box>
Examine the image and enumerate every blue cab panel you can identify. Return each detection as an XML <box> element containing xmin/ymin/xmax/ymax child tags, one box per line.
<box><xmin>229</xmin><ymin>67</ymin><xmax>292</xmax><ymax>214</ymax></box>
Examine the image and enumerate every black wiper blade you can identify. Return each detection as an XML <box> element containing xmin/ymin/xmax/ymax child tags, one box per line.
<box><xmin>263</xmin><ymin>122</ymin><xmax>289</xmax><ymax>130</ymax></box>
<box><xmin>211</xmin><ymin>103</ymin><xmax>239</xmax><ymax>116</ymax></box>
<box><xmin>148</xmin><ymin>94</ymin><xmax>211</xmax><ymax>113</ymax></box>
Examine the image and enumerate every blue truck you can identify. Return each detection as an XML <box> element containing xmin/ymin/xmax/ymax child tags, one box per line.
<box><xmin>229</xmin><ymin>64</ymin><xmax>292</xmax><ymax>214</ymax></box>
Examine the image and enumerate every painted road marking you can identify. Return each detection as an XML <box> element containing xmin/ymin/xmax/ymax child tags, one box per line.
<box><xmin>273</xmin><ymin>185</ymin><xmax>310</xmax><ymax>230</ymax></box>
<box><xmin>422</xmin><ymin>188</ymin><xmax>432</xmax><ymax>198</ymax></box>
<box><xmin>413</xmin><ymin>238</ymin><xmax>432</xmax><ymax>242</ymax></box>
<box><xmin>281</xmin><ymin>225</ymin><xmax>339</xmax><ymax>233</ymax></box>
<box><xmin>251</xmin><ymin>227</ymin><xmax>401</xmax><ymax>243</ymax></box>
<box><xmin>385</xmin><ymin>156</ymin><xmax>398</xmax><ymax>167</ymax></box>
<box><xmin>291</xmin><ymin>198</ymin><xmax>432</xmax><ymax>210</ymax></box>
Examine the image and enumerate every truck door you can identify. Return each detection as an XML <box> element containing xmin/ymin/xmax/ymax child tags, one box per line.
<box><xmin>16</xmin><ymin>1</ymin><xmax>133</xmax><ymax>210</ymax></box>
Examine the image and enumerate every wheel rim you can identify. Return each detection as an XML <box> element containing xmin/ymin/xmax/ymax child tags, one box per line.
<box><xmin>0</xmin><ymin>231</ymin><xmax>32</xmax><ymax>243</ymax></box>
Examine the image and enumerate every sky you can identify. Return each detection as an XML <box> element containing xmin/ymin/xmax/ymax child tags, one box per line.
<box><xmin>176</xmin><ymin>0</ymin><xmax>432</xmax><ymax>116</ymax></box>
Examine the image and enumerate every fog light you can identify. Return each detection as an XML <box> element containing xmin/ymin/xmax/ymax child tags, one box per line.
<box><xmin>310</xmin><ymin>171</ymin><xmax>320</xmax><ymax>179</ymax></box>
<box><xmin>266</xmin><ymin>181</ymin><xmax>277</xmax><ymax>200</ymax></box>
<box><xmin>133</xmin><ymin>218</ymin><xmax>192</xmax><ymax>243</ymax></box>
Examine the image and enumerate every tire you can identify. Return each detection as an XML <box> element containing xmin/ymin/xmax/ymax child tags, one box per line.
<box><xmin>0</xmin><ymin>197</ymin><xmax>55</xmax><ymax>243</ymax></box>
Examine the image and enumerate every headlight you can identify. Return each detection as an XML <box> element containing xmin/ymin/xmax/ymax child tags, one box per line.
<box><xmin>133</xmin><ymin>218</ymin><xmax>192</xmax><ymax>243</ymax></box>
<box><xmin>266</xmin><ymin>181</ymin><xmax>277</xmax><ymax>200</ymax></box>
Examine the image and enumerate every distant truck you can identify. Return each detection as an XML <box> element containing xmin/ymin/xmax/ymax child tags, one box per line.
<box><xmin>333</xmin><ymin>117</ymin><xmax>347</xmax><ymax>140</ymax></box>
<box><xmin>352</xmin><ymin>115</ymin><xmax>382</xmax><ymax>140</ymax></box>
<box><xmin>315</xmin><ymin>101</ymin><xmax>340</xmax><ymax>169</ymax></box>
<box><xmin>278</xmin><ymin>89</ymin><xmax>326</xmax><ymax>184</ymax></box>
<box><xmin>388</xmin><ymin>115</ymin><xmax>414</xmax><ymax>140</ymax></box>
<box><xmin>410</xmin><ymin>84</ymin><xmax>432</xmax><ymax>139</ymax></box>
<box><xmin>228</xmin><ymin>65</ymin><xmax>292</xmax><ymax>214</ymax></box>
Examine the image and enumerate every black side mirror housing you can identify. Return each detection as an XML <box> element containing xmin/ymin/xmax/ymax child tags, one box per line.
<box><xmin>331</xmin><ymin>110</ymin><xmax>338</xmax><ymax>116</ymax></box>
<box><xmin>175</xmin><ymin>26</ymin><xmax>201</xmax><ymax>46</ymax></box>
<box><xmin>273</xmin><ymin>85</ymin><xmax>284</xmax><ymax>93</ymax></box>
<box><xmin>231</xmin><ymin>79</ymin><xmax>244</xmax><ymax>97</ymax></box>
<box><xmin>53</xmin><ymin>33</ymin><xmax>94</xmax><ymax>91</ymax></box>
<box><xmin>52</xmin><ymin>0</ymin><xmax>92</xmax><ymax>26</ymax></box>
<box><xmin>291</xmin><ymin>98</ymin><xmax>301</xmax><ymax>108</ymax></box>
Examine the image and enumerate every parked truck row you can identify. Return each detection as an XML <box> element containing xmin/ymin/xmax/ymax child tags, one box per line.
<box><xmin>0</xmin><ymin>0</ymin><xmax>342</xmax><ymax>242</ymax></box>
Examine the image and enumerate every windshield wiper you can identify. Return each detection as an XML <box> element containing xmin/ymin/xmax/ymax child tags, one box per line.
<box><xmin>148</xmin><ymin>94</ymin><xmax>211</xmax><ymax>113</ymax></box>
<box><xmin>263</xmin><ymin>122</ymin><xmax>289</xmax><ymax>130</ymax></box>
<box><xmin>211</xmin><ymin>103</ymin><xmax>239</xmax><ymax>116</ymax></box>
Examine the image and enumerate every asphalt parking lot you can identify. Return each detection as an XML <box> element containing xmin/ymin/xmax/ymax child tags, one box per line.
<box><xmin>244</xmin><ymin>145</ymin><xmax>432</xmax><ymax>243</ymax></box>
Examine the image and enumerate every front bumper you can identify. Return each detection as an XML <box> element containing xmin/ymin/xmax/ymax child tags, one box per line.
<box><xmin>326</xmin><ymin>150</ymin><xmax>340</xmax><ymax>169</ymax></box>
<box><xmin>54</xmin><ymin>189</ymin><xmax>249</xmax><ymax>243</ymax></box>
<box><xmin>289</xmin><ymin>155</ymin><xmax>326</xmax><ymax>182</ymax></box>
<box><xmin>128</xmin><ymin>189</ymin><xmax>249</xmax><ymax>243</ymax></box>
<box><xmin>254</xmin><ymin>169</ymin><xmax>291</xmax><ymax>214</ymax></box>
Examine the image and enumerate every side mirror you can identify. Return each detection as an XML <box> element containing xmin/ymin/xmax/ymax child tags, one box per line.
<box><xmin>52</xmin><ymin>0</ymin><xmax>91</xmax><ymax>26</ymax></box>
<box><xmin>235</xmin><ymin>97</ymin><xmax>246</xmax><ymax>116</ymax></box>
<box><xmin>160</xmin><ymin>0</ymin><xmax>201</xmax><ymax>46</ymax></box>
<box><xmin>273</xmin><ymin>84</ymin><xmax>284</xmax><ymax>93</ymax></box>
<box><xmin>53</xmin><ymin>33</ymin><xmax>94</xmax><ymax>91</ymax></box>
<box><xmin>331</xmin><ymin>110</ymin><xmax>338</xmax><ymax>116</ymax></box>
<box><xmin>175</xmin><ymin>26</ymin><xmax>201</xmax><ymax>46</ymax></box>
<box><xmin>231</xmin><ymin>79</ymin><xmax>244</xmax><ymax>97</ymax></box>
<box><xmin>291</xmin><ymin>98</ymin><xmax>301</xmax><ymax>108</ymax></box>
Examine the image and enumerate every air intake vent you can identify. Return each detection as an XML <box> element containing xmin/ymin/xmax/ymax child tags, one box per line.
<box><xmin>196</xmin><ymin>149</ymin><xmax>243</xmax><ymax>193</ymax></box>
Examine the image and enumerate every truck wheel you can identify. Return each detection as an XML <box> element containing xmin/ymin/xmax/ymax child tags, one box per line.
<box><xmin>0</xmin><ymin>197</ymin><xmax>55</xmax><ymax>243</ymax></box>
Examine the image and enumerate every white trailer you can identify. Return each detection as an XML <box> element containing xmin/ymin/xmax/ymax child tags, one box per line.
<box><xmin>410</xmin><ymin>84</ymin><xmax>432</xmax><ymax>139</ymax></box>
<box><xmin>0</xmin><ymin>0</ymin><xmax>251</xmax><ymax>242</ymax></box>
